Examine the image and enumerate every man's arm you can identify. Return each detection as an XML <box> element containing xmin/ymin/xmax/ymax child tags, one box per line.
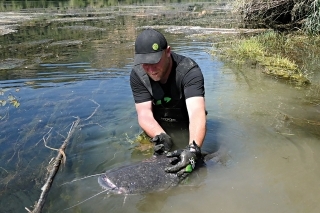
<box><xmin>186</xmin><ymin>96</ymin><xmax>206</xmax><ymax>147</ymax></box>
<box><xmin>165</xmin><ymin>96</ymin><xmax>206</xmax><ymax>175</ymax></box>
<box><xmin>135</xmin><ymin>101</ymin><xmax>165</xmax><ymax>138</ymax></box>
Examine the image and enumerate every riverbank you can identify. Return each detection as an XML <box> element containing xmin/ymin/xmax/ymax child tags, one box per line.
<box><xmin>212</xmin><ymin>30</ymin><xmax>320</xmax><ymax>85</ymax></box>
<box><xmin>218</xmin><ymin>0</ymin><xmax>320</xmax><ymax>86</ymax></box>
<box><xmin>0</xmin><ymin>3</ymin><xmax>255</xmax><ymax>72</ymax></box>
<box><xmin>0</xmin><ymin>12</ymin><xmax>42</xmax><ymax>35</ymax></box>
<box><xmin>1</xmin><ymin>2</ymin><xmax>320</xmax><ymax>87</ymax></box>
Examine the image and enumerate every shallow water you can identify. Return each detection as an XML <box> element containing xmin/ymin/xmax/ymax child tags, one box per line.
<box><xmin>1</xmin><ymin>1</ymin><xmax>320</xmax><ymax>213</ymax></box>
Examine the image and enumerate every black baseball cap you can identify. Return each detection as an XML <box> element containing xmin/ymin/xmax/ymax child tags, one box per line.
<box><xmin>134</xmin><ymin>29</ymin><xmax>168</xmax><ymax>65</ymax></box>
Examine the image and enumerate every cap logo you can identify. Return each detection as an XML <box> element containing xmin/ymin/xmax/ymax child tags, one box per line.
<box><xmin>152</xmin><ymin>43</ymin><xmax>159</xmax><ymax>51</ymax></box>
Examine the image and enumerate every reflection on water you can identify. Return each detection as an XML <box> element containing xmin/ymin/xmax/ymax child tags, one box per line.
<box><xmin>1</xmin><ymin>1</ymin><xmax>320</xmax><ymax>213</ymax></box>
<box><xmin>0</xmin><ymin>0</ymin><xmax>210</xmax><ymax>11</ymax></box>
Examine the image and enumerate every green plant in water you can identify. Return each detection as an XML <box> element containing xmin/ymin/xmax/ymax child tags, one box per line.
<box><xmin>132</xmin><ymin>132</ymin><xmax>153</xmax><ymax>154</ymax></box>
<box><xmin>0</xmin><ymin>89</ymin><xmax>20</xmax><ymax>121</ymax></box>
<box><xmin>135</xmin><ymin>132</ymin><xmax>151</xmax><ymax>144</ymax></box>
<box><xmin>232</xmin><ymin>37</ymin><xmax>265</xmax><ymax>61</ymax></box>
<box><xmin>219</xmin><ymin>31</ymin><xmax>310</xmax><ymax>85</ymax></box>
<box><xmin>0</xmin><ymin>89</ymin><xmax>20</xmax><ymax>108</ymax></box>
<box><xmin>262</xmin><ymin>54</ymin><xmax>297</xmax><ymax>70</ymax></box>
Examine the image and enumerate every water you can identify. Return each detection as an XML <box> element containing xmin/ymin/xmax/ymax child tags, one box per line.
<box><xmin>1</xmin><ymin>1</ymin><xmax>320</xmax><ymax>213</ymax></box>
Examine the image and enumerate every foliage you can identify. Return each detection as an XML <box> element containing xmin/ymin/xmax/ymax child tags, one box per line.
<box><xmin>0</xmin><ymin>89</ymin><xmax>20</xmax><ymax>108</ymax></box>
<box><xmin>304</xmin><ymin>0</ymin><xmax>320</xmax><ymax>35</ymax></box>
<box><xmin>0</xmin><ymin>88</ymin><xmax>20</xmax><ymax>120</ymax></box>
<box><xmin>233</xmin><ymin>0</ymin><xmax>319</xmax><ymax>34</ymax></box>
<box><xmin>215</xmin><ymin>30</ymin><xmax>311</xmax><ymax>85</ymax></box>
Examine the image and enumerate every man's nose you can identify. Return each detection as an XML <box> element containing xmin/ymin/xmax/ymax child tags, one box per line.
<box><xmin>143</xmin><ymin>64</ymin><xmax>155</xmax><ymax>72</ymax></box>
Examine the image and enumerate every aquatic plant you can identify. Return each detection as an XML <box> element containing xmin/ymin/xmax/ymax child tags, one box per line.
<box><xmin>214</xmin><ymin>30</ymin><xmax>310</xmax><ymax>85</ymax></box>
<box><xmin>0</xmin><ymin>89</ymin><xmax>21</xmax><ymax>120</ymax></box>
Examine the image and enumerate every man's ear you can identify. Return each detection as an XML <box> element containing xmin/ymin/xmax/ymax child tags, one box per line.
<box><xmin>165</xmin><ymin>46</ymin><xmax>171</xmax><ymax>57</ymax></box>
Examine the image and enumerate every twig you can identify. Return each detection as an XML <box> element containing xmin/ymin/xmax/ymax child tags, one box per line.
<box><xmin>42</xmin><ymin>127</ymin><xmax>57</xmax><ymax>151</ymax></box>
<box><xmin>0</xmin><ymin>167</ymin><xmax>8</xmax><ymax>173</ymax></box>
<box><xmin>0</xmin><ymin>106</ymin><xmax>10</xmax><ymax>121</ymax></box>
<box><xmin>28</xmin><ymin>99</ymin><xmax>101</xmax><ymax>212</ymax></box>
<box><xmin>78</xmin><ymin>122</ymin><xmax>106</xmax><ymax>129</ymax></box>
<box><xmin>30</xmin><ymin>116</ymin><xmax>80</xmax><ymax>213</ymax></box>
<box><xmin>25</xmin><ymin>207</ymin><xmax>32</xmax><ymax>213</ymax></box>
<box><xmin>85</xmin><ymin>99</ymin><xmax>100</xmax><ymax>120</ymax></box>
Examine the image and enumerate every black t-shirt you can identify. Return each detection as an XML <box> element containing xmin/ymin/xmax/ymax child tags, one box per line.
<box><xmin>130</xmin><ymin>52</ymin><xmax>204</xmax><ymax>103</ymax></box>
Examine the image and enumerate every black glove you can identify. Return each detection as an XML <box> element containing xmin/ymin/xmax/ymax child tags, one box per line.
<box><xmin>165</xmin><ymin>141</ymin><xmax>202</xmax><ymax>177</ymax></box>
<box><xmin>151</xmin><ymin>133</ymin><xmax>173</xmax><ymax>155</ymax></box>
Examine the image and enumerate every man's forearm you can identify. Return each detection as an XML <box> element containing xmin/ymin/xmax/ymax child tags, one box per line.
<box><xmin>186</xmin><ymin>97</ymin><xmax>206</xmax><ymax>148</ymax></box>
<box><xmin>138</xmin><ymin>114</ymin><xmax>165</xmax><ymax>138</ymax></box>
<box><xmin>188</xmin><ymin>110</ymin><xmax>206</xmax><ymax>147</ymax></box>
<box><xmin>135</xmin><ymin>101</ymin><xmax>165</xmax><ymax>138</ymax></box>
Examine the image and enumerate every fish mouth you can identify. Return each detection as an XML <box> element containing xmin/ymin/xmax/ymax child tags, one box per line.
<box><xmin>98</xmin><ymin>175</ymin><xmax>126</xmax><ymax>194</ymax></box>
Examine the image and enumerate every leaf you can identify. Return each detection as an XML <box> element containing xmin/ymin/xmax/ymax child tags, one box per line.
<box><xmin>0</xmin><ymin>100</ymin><xmax>6</xmax><ymax>106</ymax></box>
<box><xmin>10</xmin><ymin>99</ymin><xmax>20</xmax><ymax>108</ymax></box>
<box><xmin>8</xmin><ymin>95</ymin><xmax>15</xmax><ymax>101</ymax></box>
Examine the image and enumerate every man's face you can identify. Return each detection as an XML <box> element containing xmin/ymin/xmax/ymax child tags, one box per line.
<box><xmin>142</xmin><ymin>47</ymin><xmax>171</xmax><ymax>82</ymax></box>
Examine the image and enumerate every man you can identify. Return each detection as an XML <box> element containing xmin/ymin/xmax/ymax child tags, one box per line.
<box><xmin>130</xmin><ymin>28</ymin><xmax>206</xmax><ymax>176</ymax></box>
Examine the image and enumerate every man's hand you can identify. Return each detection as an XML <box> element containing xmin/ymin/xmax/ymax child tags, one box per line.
<box><xmin>165</xmin><ymin>141</ymin><xmax>202</xmax><ymax>176</ymax></box>
<box><xmin>151</xmin><ymin>133</ymin><xmax>173</xmax><ymax>155</ymax></box>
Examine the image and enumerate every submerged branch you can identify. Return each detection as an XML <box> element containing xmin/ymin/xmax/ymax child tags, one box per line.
<box><xmin>29</xmin><ymin>116</ymin><xmax>80</xmax><ymax>213</ymax></box>
<box><xmin>27</xmin><ymin>99</ymin><xmax>101</xmax><ymax>212</ymax></box>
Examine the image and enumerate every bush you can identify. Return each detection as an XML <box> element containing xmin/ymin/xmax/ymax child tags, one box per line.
<box><xmin>234</xmin><ymin>0</ymin><xmax>320</xmax><ymax>34</ymax></box>
<box><xmin>304</xmin><ymin>0</ymin><xmax>320</xmax><ymax>35</ymax></box>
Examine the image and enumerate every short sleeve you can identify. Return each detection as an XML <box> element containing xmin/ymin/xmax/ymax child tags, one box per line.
<box><xmin>182</xmin><ymin>65</ymin><xmax>205</xmax><ymax>99</ymax></box>
<box><xmin>130</xmin><ymin>69</ymin><xmax>152</xmax><ymax>103</ymax></box>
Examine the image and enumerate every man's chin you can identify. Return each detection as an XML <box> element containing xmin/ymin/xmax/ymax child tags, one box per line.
<box><xmin>150</xmin><ymin>76</ymin><xmax>161</xmax><ymax>82</ymax></box>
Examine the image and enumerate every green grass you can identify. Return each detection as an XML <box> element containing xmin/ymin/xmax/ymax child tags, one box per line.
<box><xmin>213</xmin><ymin>31</ymin><xmax>311</xmax><ymax>85</ymax></box>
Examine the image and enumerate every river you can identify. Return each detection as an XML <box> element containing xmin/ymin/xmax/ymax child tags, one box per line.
<box><xmin>0</xmin><ymin>1</ymin><xmax>320</xmax><ymax>213</ymax></box>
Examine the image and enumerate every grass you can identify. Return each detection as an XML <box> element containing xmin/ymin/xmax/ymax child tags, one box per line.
<box><xmin>213</xmin><ymin>30</ymin><xmax>312</xmax><ymax>85</ymax></box>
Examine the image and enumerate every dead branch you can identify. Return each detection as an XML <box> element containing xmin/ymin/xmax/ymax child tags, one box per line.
<box><xmin>29</xmin><ymin>116</ymin><xmax>80</xmax><ymax>213</ymax></box>
<box><xmin>27</xmin><ymin>99</ymin><xmax>101</xmax><ymax>212</ymax></box>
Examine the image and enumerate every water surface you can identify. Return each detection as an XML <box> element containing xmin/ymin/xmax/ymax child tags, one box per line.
<box><xmin>0</xmin><ymin>1</ymin><xmax>320</xmax><ymax>213</ymax></box>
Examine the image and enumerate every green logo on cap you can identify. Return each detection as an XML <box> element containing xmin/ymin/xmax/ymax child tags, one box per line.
<box><xmin>152</xmin><ymin>43</ymin><xmax>159</xmax><ymax>51</ymax></box>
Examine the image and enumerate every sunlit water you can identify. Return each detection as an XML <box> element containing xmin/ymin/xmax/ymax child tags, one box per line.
<box><xmin>1</xmin><ymin>2</ymin><xmax>320</xmax><ymax>213</ymax></box>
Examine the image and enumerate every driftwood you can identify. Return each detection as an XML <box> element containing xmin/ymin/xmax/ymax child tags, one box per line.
<box><xmin>25</xmin><ymin>117</ymin><xmax>81</xmax><ymax>213</ymax></box>
<box><xmin>24</xmin><ymin>99</ymin><xmax>100</xmax><ymax>212</ymax></box>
